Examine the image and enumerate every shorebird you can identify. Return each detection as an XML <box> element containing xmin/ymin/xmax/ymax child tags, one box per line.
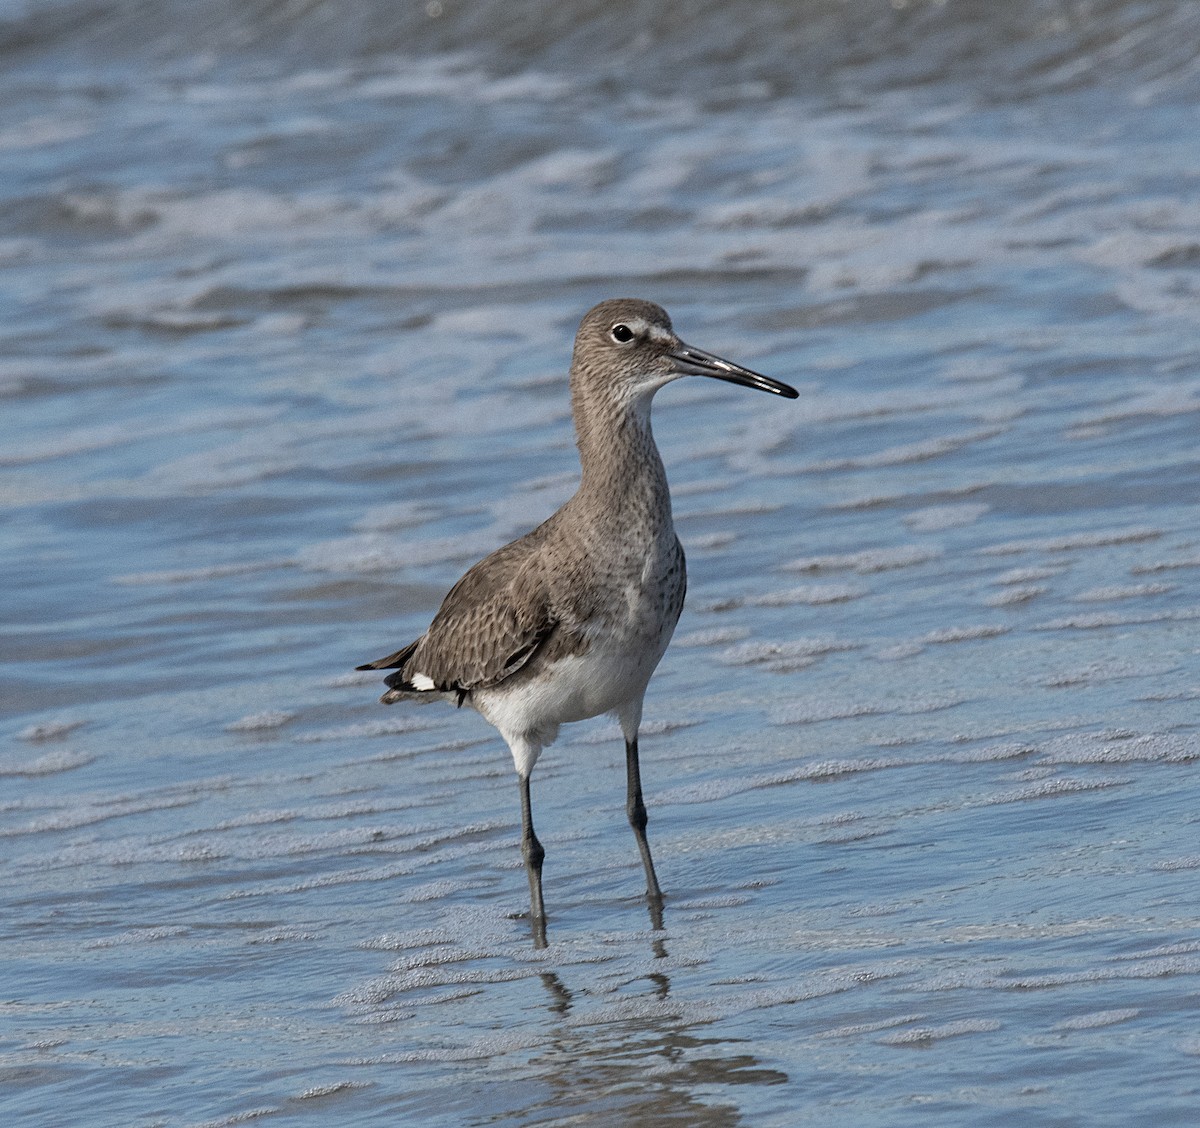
<box><xmin>358</xmin><ymin>299</ymin><xmax>797</xmax><ymax>944</ymax></box>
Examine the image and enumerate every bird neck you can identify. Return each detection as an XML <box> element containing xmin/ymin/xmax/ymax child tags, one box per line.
<box><xmin>572</xmin><ymin>386</ymin><xmax>672</xmax><ymax>526</ymax></box>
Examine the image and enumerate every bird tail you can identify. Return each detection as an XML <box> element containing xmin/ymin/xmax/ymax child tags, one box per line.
<box><xmin>356</xmin><ymin>639</ymin><xmax>419</xmax><ymax>672</ymax></box>
<box><xmin>356</xmin><ymin>640</ymin><xmax>422</xmax><ymax>704</ymax></box>
<box><xmin>355</xmin><ymin>639</ymin><xmax>464</xmax><ymax>706</ymax></box>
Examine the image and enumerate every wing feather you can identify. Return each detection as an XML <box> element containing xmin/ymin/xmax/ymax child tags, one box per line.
<box><xmin>355</xmin><ymin>519</ymin><xmax>562</xmax><ymax>698</ymax></box>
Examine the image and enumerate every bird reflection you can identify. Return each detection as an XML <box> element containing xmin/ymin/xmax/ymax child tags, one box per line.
<box><xmin>539</xmin><ymin>971</ymin><xmax>572</xmax><ymax>1016</ymax></box>
<box><xmin>525</xmin><ymin>953</ymin><xmax>785</xmax><ymax>1127</ymax></box>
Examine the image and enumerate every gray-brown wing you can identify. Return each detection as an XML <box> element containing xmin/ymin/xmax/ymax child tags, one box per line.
<box><xmin>406</xmin><ymin>539</ymin><xmax>557</xmax><ymax>693</ymax></box>
<box><xmin>357</xmin><ymin>522</ymin><xmax>558</xmax><ymax>695</ymax></box>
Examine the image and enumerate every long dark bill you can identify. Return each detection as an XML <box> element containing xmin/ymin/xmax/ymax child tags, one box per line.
<box><xmin>669</xmin><ymin>344</ymin><xmax>798</xmax><ymax>399</ymax></box>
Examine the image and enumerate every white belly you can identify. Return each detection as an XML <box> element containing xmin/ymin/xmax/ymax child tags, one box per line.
<box><xmin>473</xmin><ymin>526</ymin><xmax>685</xmax><ymax>775</ymax></box>
<box><xmin>474</xmin><ymin>626</ymin><xmax>673</xmax><ymax>752</ymax></box>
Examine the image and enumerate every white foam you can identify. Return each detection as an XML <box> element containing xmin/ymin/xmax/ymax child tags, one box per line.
<box><xmin>940</xmin><ymin>742</ymin><xmax>1037</xmax><ymax>764</ymax></box>
<box><xmin>748</xmin><ymin>582</ymin><xmax>868</xmax><ymax>606</ymax></box>
<box><xmin>1136</xmin><ymin>686</ymin><xmax>1200</xmax><ymax>702</ymax></box>
<box><xmin>921</xmin><ymin>624</ymin><xmax>1010</xmax><ymax>643</ymax></box>
<box><xmin>1053</xmin><ymin>1009</ymin><xmax>1140</xmax><ymax>1031</ymax></box>
<box><xmin>1038</xmin><ymin>731</ymin><xmax>1200</xmax><ymax>765</ymax></box>
<box><xmin>686</xmin><ymin>531</ymin><xmax>736</xmax><ymax>550</ymax></box>
<box><xmin>904</xmin><ymin>503</ymin><xmax>990</xmax><ymax>532</ymax></box>
<box><xmin>783</xmin><ymin>545</ymin><xmax>943</xmax><ymax>574</ymax></box>
<box><xmin>975</xmin><ymin>776</ymin><xmax>1130</xmax><ymax>805</ymax></box>
<box><xmin>880</xmin><ymin>1018</ymin><xmax>1001</xmax><ymax>1045</ymax></box>
<box><xmin>297</xmin><ymin>1081</ymin><xmax>372</xmax><ymax>1101</ymax></box>
<box><xmin>0</xmin><ymin>794</ymin><xmax>195</xmax><ymax>838</ymax></box>
<box><xmin>1111</xmin><ymin>940</ymin><xmax>1200</xmax><ymax>961</ymax></box>
<box><xmin>298</xmin><ymin>531</ymin><xmax>502</xmax><ymax>574</ymax></box>
<box><xmin>872</xmin><ymin>640</ymin><xmax>925</xmax><ymax>661</ymax></box>
<box><xmin>985</xmin><ymin>585</ymin><xmax>1046</xmax><ymax>606</ymax></box>
<box><xmin>1132</xmin><ymin>554</ymin><xmax>1200</xmax><ymax>574</ymax></box>
<box><xmin>980</xmin><ymin>526</ymin><xmax>1163</xmax><ymax>556</ymax></box>
<box><xmin>1072</xmin><ymin>582</ymin><xmax>1175</xmax><ymax>602</ymax></box>
<box><xmin>226</xmin><ymin>711</ymin><xmax>296</xmax><ymax>732</ymax></box>
<box><xmin>719</xmin><ymin>636</ymin><xmax>858</xmax><ymax>668</ymax></box>
<box><xmin>804</xmin><ymin>428</ymin><xmax>1004</xmax><ymax>472</ymax></box>
<box><xmin>994</xmin><ymin>566</ymin><xmax>1067</xmax><ymax>584</ymax></box>
<box><xmin>774</xmin><ymin>700</ymin><xmax>883</xmax><ymax>725</ymax></box>
<box><xmin>569</xmin><ymin>717</ymin><xmax>697</xmax><ymax>745</ymax></box>
<box><xmin>296</xmin><ymin>717</ymin><xmax>437</xmax><ymax>742</ymax></box>
<box><xmin>996</xmin><ymin>956</ymin><xmax>1200</xmax><ymax>990</ymax></box>
<box><xmin>672</xmin><ymin>626</ymin><xmax>751</xmax><ymax>648</ymax></box>
<box><xmin>0</xmin><ymin>239</ymin><xmax>35</xmax><ymax>267</ymax></box>
<box><xmin>359</xmin><ymin>929</ymin><xmax>457</xmax><ymax>952</ymax></box>
<box><xmin>675</xmin><ymin>500</ymin><xmax>784</xmax><ymax>522</ymax></box>
<box><xmin>700</xmin><ymin>197</ymin><xmax>837</xmax><ymax>229</ymax></box>
<box><xmin>328</xmin><ymin>671</ymin><xmax>387</xmax><ymax>687</ymax></box>
<box><xmin>17</xmin><ymin>719</ymin><xmax>86</xmax><ymax>742</ymax></box>
<box><xmin>817</xmin><ymin>1013</ymin><xmax>929</xmax><ymax>1039</ymax></box>
<box><xmin>188</xmin><ymin>1106</ymin><xmax>281</xmax><ymax>1128</ymax></box>
<box><xmin>162</xmin><ymin>186</ymin><xmax>357</xmax><ymax>239</ymax></box>
<box><xmin>656</xmin><ymin>757</ymin><xmax>904</xmax><ymax>804</ymax></box>
<box><xmin>1153</xmin><ymin>857</ymin><xmax>1200</xmax><ymax>871</ymax></box>
<box><xmin>113</xmin><ymin>560</ymin><xmax>288</xmax><ymax>585</ymax></box>
<box><xmin>671</xmin><ymin>476</ymin><xmax>738</xmax><ymax>498</ymax></box>
<box><xmin>1042</xmin><ymin>660</ymin><xmax>1177</xmax><ymax>688</ymax></box>
<box><xmin>774</xmin><ymin>692</ymin><xmax>965</xmax><ymax>726</ymax></box>
<box><xmin>1076</xmin><ymin>383</ymin><xmax>1200</xmax><ymax>426</ymax></box>
<box><xmin>87</xmin><ymin>925</ymin><xmax>190</xmax><ymax>949</ymax></box>
<box><xmin>0</xmin><ymin>406</ymin><xmax>269</xmax><ymax>467</ymax></box>
<box><xmin>0</xmin><ymin>750</ymin><xmax>95</xmax><ymax>776</ymax></box>
<box><xmin>1035</xmin><ymin>606</ymin><xmax>1200</xmax><ymax>631</ymax></box>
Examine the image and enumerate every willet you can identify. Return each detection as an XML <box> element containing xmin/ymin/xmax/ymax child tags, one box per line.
<box><xmin>358</xmin><ymin>299</ymin><xmax>797</xmax><ymax>944</ymax></box>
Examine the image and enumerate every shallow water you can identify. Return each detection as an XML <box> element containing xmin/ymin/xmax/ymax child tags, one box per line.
<box><xmin>3</xmin><ymin>2</ymin><xmax>1200</xmax><ymax>1125</ymax></box>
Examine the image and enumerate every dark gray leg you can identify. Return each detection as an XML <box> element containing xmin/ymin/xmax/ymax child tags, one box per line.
<box><xmin>625</xmin><ymin>738</ymin><xmax>663</xmax><ymax>912</ymax></box>
<box><xmin>519</xmin><ymin>772</ymin><xmax>547</xmax><ymax>948</ymax></box>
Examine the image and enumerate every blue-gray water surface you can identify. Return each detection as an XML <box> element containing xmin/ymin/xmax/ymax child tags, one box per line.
<box><xmin>2</xmin><ymin>2</ymin><xmax>1199</xmax><ymax>1125</ymax></box>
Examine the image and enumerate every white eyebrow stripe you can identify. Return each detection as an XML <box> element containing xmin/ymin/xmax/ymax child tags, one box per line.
<box><xmin>647</xmin><ymin>324</ymin><xmax>674</xmax><ymax>344</ymax></box>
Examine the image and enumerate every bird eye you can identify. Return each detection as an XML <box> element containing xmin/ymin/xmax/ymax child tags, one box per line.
<box><xmin>610</xmin><ymin>323</ymin><xmax>634</xmax><ymax>343</ymax></box>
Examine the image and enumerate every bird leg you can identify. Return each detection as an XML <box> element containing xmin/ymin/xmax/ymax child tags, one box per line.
<box><xmin>625</xmin><ymin>738</ymin><xmax>664</xmax><ymax>918</ymax></box>
<box><xmin>519</xmin><ymin>772</ymin><xmax>547</xmax><ymax>948</ymax></box>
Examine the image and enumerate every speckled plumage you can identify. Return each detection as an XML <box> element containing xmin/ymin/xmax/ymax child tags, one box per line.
<box><xmin>358</xmin><ymin>299</ymin><xmax>797</xmax><ymax>944</ymax></box>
